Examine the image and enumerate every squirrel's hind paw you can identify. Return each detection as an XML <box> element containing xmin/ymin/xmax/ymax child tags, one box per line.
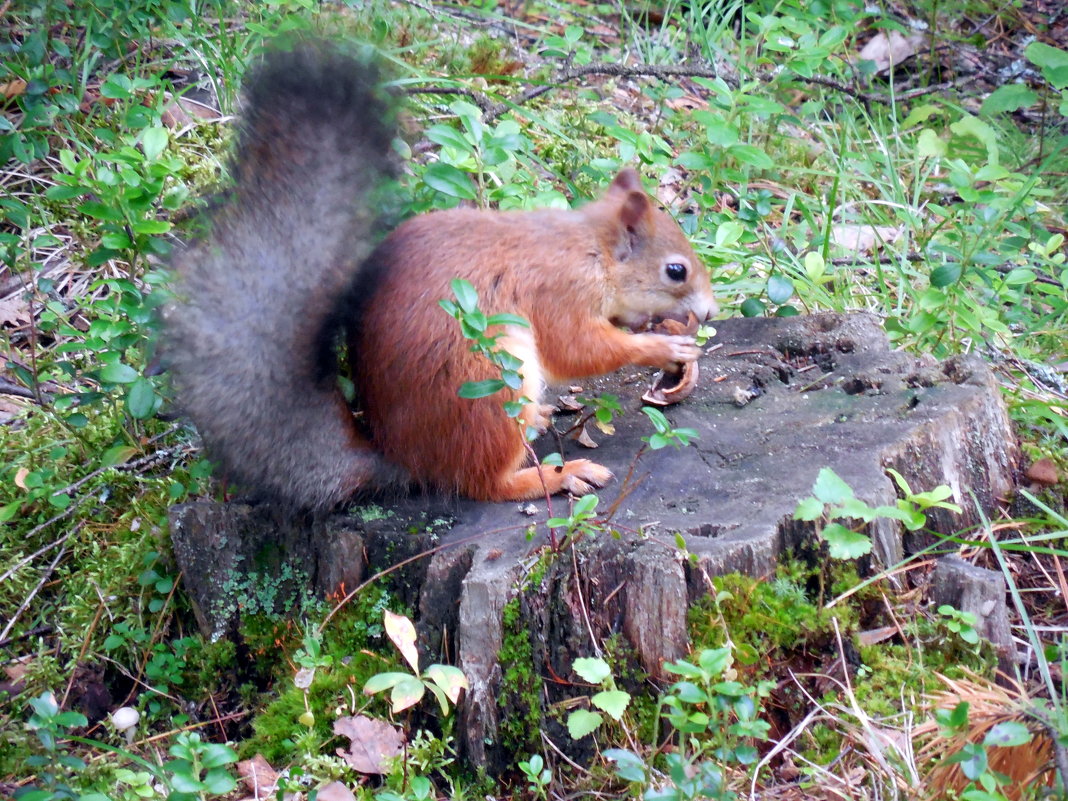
<box><xmin>560</xmin><ymin>459</ymin><xmax>613</xmax><ymax>496</ymax></box>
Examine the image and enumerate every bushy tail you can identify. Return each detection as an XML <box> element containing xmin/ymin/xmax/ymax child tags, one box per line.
<box><xmin>167</xmin><ymin>41</ymin><xmax>401</xmax><ymax>510</ymax></box>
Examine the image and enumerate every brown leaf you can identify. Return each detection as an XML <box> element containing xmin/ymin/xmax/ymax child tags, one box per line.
<box><xmin>857</xmin><ymin>625</ymin><xmax>897</xmax><ymax>646</ymax></box>
<box><xmin>1024</xmin><ymin>457</ymin><xmax>1059</xmax><ymax>486</ymax></box>
<box><xmin>333</xmin><ymin>715</ymin><xmax>405</xmax><ymax>774</ymax></box>
<box><xmin>0</xmin><ymin>78</ymin><xmax>27</xmax><ymax>99</ymax></box>
<box><xmin>0</xmin><ymin>295</ymin><xmax>32</xmax><ymax>328</ymax></box>
<box><xmin>556</xmin><ymin>394</ymin><xmax>584</xmax><ymax>412</ymax></box>
<box><xmin>160</xmin><ymin>95</ymin><xmax>223</xmax><ymax>128</ymax></box>
<box><xmin>829</xmin><ymin>224</ymin><xmax>903</xmax><ymax>254</ymax></box>
<box><xmin>316</xmin><ymin>781</ymin><xmax>357</xmax><ymax>801</ymax></box>
<box><xmin>383</xmin><ymin>610</ymin><xmax>419</xmax><ymax>673</ymax></box>
<box><xmin>235</xmin><ymin>754</ymin><xmax>279</xmax><ymax>798</ymax></box>
<box><xmin>857</xmin><ymin>31</ymin><xmax>924</xmax><ymax>74</ymax></box>
<box><xmin>571</xmin><ymin>422</ymin><xmax>599</xmax><ymax>448</ymax></box>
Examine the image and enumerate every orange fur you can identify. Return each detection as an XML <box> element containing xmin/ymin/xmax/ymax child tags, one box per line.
<box><xmin>352</xmin><ymin>169</ymin><xmax>718</xmax><ymax>501</ymax></box>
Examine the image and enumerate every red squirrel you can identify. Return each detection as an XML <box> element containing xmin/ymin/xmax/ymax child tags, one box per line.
<box><xmin>167</xmin><ymin>43</ymin><xmax>718</xmax><ymax>510</ymax></box>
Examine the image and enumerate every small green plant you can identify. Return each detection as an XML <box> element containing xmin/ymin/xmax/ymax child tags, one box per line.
<box><xmin>517</xmin><ymin>753</ymin><xmax>552</xmax><ymax>800</ymax></box>
<box><xmin>18</xmin><ymin>692</ymin><xmax>92</xmax><ymax>801</ymax></box>
<box><xmin>601</xmin><ymin>648</ymin><xmax>773</xmax><ymax>801</ymax></box>
<box><xmin>439</xmin><ymin>278</ymin><xmax>532</xmax><ymax>419</ymax></box>
<box><xmin>640</xmin><ymin>407</ymin><xmax>699</xmax><ymax>450</ymax></box>
<box><xmin>547</xmin><ymin>493</ymin><xmax>602</xmax><ymax>543</ymax></box>
<box><xmin>794</xmin><ymin>467</ymin><xmax>962</xmax><ymax>560</ymax></box>
<box><xmin>16</xmin><ymin>692</ymin><xmax>238</xmax><ymax>801</ymax></box>
<box><xmin>934</xmin><ymin>701</ymin><xmax>1032</xmax><ymax>801</ymax></box>
<box><xmin>566</xmin><ymin>656</ymin><xmax>632</xmax><ymax>740</ymax></box>
<box><xmin>939</xmin><ymin>605</ymin><xmax>981</xmax><ymax>646</ymax></box>
<box><xmin>162</xmin><ymin>732</ymin><xmax>239</xmax><ymax>801</ymax></box>
<box><xmin>363</xmin><ymin>611</ymin><xmax>468</xmax><ymax>716</ymax></box>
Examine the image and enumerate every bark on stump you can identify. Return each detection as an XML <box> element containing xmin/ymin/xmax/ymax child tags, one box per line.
<box><xmin>168</xmin><ymin>312</ymin><xmax>1019</xmax><ymax>771</ymax></box>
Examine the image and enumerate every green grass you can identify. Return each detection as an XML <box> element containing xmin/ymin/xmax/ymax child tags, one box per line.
<box><xmin>1</xmin><ymin>0</ymin><xmax>1067</xmax><ymax>798</ymax></box>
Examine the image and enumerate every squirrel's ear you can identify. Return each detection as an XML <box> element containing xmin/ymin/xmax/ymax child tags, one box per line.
<box><xmin>606</xmin><ymin>169</ymin><xmax>651</xmax><ymax>231</ymax></box>
<box><xmin>608</xmin><ymin>168</ymin><xmax>644</xmax><ymax>195</ymax></box>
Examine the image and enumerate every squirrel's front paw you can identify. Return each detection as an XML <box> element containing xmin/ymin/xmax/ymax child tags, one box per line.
<box><xmin>639</xmin><ymin>333</ymin><xmax>700</xmax><ymax>367</ymax></box>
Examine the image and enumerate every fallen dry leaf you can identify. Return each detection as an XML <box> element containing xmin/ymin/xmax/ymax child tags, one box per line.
<box><xmin>333</xmin><ymin>715</ymin><xmax>404</xmax><ymax>774</ymax></box>
<box><xmin>1024</xmin><ymin>457</ymin><xmax>1059</xmax><ymax>486</ymax></box>
<box><xmin>161</xmin><ymin>95</ymin><xmax>223</xmax><ymax>128</ymax></box>
<box><xmin>571</xmin><ymin>423</ymin><xmax>599</xmax><ymax>448</ymax></box>
<box><xmin>235</xmin><ymin>754</ymin><xmax>279</xmax><ymax>799</ymax></box>
<box><xmin>556</xmin><ymin>394</ymin><xmax>584</xmax><ymax>412</ymax></box>
<box><xmin>0</xmin><ymin>78</ymin><xmax>27</xmax><ymax>99</ymax></box>
<box><xmin>316</xmin><ymin>781</ymin><xmax>356</xmax><ymax>801</ymax></box>
<box><xmin>857</xmin><ymin>625</ymin><xmax>897</xmax><ymax>647</ymax></box>
<box><xmin>830</xmin><ymin>224</ymin><xmax>903</xmax><ymax>254</ymax></box>
<box><xmin>857</xmin><ymin>30</ymin><xmax>925</xmax><ymax>74</ymax></box>
<box><xmin>0</xmin><ymin>295</ymin><xmax>32</xmax><ymax>328</ymax></box>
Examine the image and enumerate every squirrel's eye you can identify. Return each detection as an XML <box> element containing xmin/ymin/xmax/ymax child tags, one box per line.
<box><xmin>664</xmin><ymin>262</ymin><xmax>688</xmax><ymax>282</ymax></box>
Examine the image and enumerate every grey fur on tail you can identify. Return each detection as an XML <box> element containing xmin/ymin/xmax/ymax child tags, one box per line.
<box><xmin>166</xmin><ymin>42</ymin><xmax>403</xmax><ymax>510</ymax></box>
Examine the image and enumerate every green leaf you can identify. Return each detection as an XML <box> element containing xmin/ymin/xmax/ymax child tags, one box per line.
<box><xmin>729</xmin><ymin>144</ymin><xmax>773</xmax><ymax>169</ymax></box>
<box><xmin>640</xmin><ymin>406</ymin><xmax>670</xmax><ymax>433</ymax></box>
<box><xmin>739</xmin><ymin>297</ymin><xmax>765</xmax><ymax>317</ymax></box>
<box><xmin>101</xmin><ymin>445</ymin><xmax>138</xmax><ymax>467</ymax></box>
<box><xmin>458</xmin><ymin>379</ymin><xmax>505</xmax><ymax>399</ymax></box>
<box><xmin>591</xmin><ymin>689</ymin><xmax>630</xmax><ymax>720</ymax></box>
<box><xmin>99</xmin><ymin>362</ymin><xmax>138</xmax><ymax>384</ymax></box>
<box><xmin>983</xmin><ymin>721</ymin><xmax>1031</xmax><ymax>748</ymax></box>
<box><xmin>804</xmin><ymin>251</ymin><xmax>825</xmax><ymax>282</ymax></box>
<box><xmin>450</xmin><ymin>278</ymin><xmax>478</xmax><ymax>313</ymax></box>
<box><xmin>0</xmin><ymin>501</ymin><xmax>20</xmax><ymax>523</ymax></box>
<box><xmin>573</xmin><ymin>657</ymin><xmax>611</xmax><ymax>684</ymax></box>
<box><xmin>820</xmin><ymin>523</ymin><xmax>872</xmax><ymax>560</ymax></box>
<box><xmin>423</xmin><ymin>163</ymin><xmax>476</xmax><ymax>199</ymax></box>
<box><xmin>140</xmin><ymin>127</ymin><xmax>168</xmax><ymax>160</ymax></box>
<box><xmin>917</xmin><ymin>128</ymin><xmax>947</xmax><ymax>158</ymax></box>
<box><xmin>947</xmin><ymin>742</ymin><xmax>988</xmax><ymax>781</ymax></box>
<box><xmin>981</xmin><ymin>84</ymin><xmax>1038</xmax><ymax>115</ymax></box>
<box><xmin>697</xmin><ymin>647</ymin><xmax>731</xmax><ymax>675</ymax></box>
<box><xmin>389</xmin><ymin>676</ymin><xmax>426</xmax><ymax>713</ymax></box>
<box><xmin>930</xmin><ymin>263</ymin><xmax>963</xmax><ymax>287</ymax></box>
<box><xmin>485</xmin><ymin>312</ymin><xmax>530</xmax><ymax>327</ymax></box>
<box><xmin>766</xmin><ymin>274</ymin><xmax>794</xmax><ymax>305</ymax></box>
<box><xmin>78</xmin><ymin>201</ymin><xmax>125</xmax><ymax>222</ymax></box>
<box><xmin>603</xmin><ymin>748</ymin><xmax>646</xmax><ymax>783</ymax></box>
<box><xmin>812</xmin><ymin>468</ymin><xmax>853</xmax><ymax>505</ymax></box>
<box><xmin>363</xmin><ymin>672</ymin><xmax>412</xmax><ymax>694</ymax></box>
<box><xmin>902</xmin><ymin>104</ymin><xmax>942</xmax><ymax>128</ymax></box>
<box><xmin>425</xmin><ymin>123</ymin><xmax>474</xmax><ymax>154</ymax></box>
<box><xmin>663</xmin><ymin>660</ymin><xmax>704</xmax><ymax>678</ymax></box>
<box><xmin>794</xmin><ymin>499</ymin><xmax>824</xmax><ymax>523</ymax></box>
<box><xmin>949</xmin><ymin>115</ymin><xmax>999</xmax><ymax>166</ymax></box>
<box><xmin>566</xmin><ymin>709</ymin><xmax>603</xmax><ymax>739</ymax></box>
<box><xmin>424</xmin><ymin>664</ymin><xmax>468</xmax><ymax>704</ymax></box>
<box><xmin>714</xmin><ymin>221</ymin><xmax>744</xmax><ymax>249</ymax></box>
<box><xmin>126</xmin><ymin>377</ymin><xmax>156</xmax><ymax>419</ymax></box>
<box><xmin>200</xmin><ymin>743</ymin><xmax>238</xmax><ymax>768</ymax></box>
<box><xmin>1025</xmin><ymin>41</ymin><xmax>1068</xmax><ymax>88</ymax></box>
<box><xmin>202</xmin><ymin>770</ymin><xmax>237</xmax><ymax>795</ymax></box>
<box><xmin>425</xmin><ymin>682</ymin><xmax>451</xmax><ymax>716</ymax></box>
<box><xmin>131</xmin><ymin>219</ymin><xmax>171</xmax><ymax>235</ymax></box>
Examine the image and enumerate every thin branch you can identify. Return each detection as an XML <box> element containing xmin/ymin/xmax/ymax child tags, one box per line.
<box><xmin>0</xmin><ymin>540</ymin><xmax>69</xmax><ymax>642</ymax></box>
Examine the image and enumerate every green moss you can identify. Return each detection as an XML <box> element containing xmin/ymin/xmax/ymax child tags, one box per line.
<box><xmin>496</xmin><ymin>597</ymin><xmax>542</xmax><ymax>753</ymax></box>
<box><xmin>691</xmin><ymin>558</ymin><xmax>864</xmax><ymax>658</ymax></box>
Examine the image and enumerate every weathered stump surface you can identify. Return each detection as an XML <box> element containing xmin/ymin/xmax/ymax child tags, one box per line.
<box><xmin>169</xmin><ymin>312</ymin><xmax>1019</xmax><ymax>770</ymax></box>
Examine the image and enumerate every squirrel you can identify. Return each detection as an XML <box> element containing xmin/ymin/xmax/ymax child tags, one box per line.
<box><xmin>166</xmin><ymin>43</ymin><xmax>718</xmax><ymax>511</ymax></box>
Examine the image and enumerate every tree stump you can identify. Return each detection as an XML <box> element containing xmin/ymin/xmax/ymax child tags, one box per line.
<box><xmin>169</xmin><ymin>312</ymin><xmax>1019</xmax><ymax>771</ymax></box>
